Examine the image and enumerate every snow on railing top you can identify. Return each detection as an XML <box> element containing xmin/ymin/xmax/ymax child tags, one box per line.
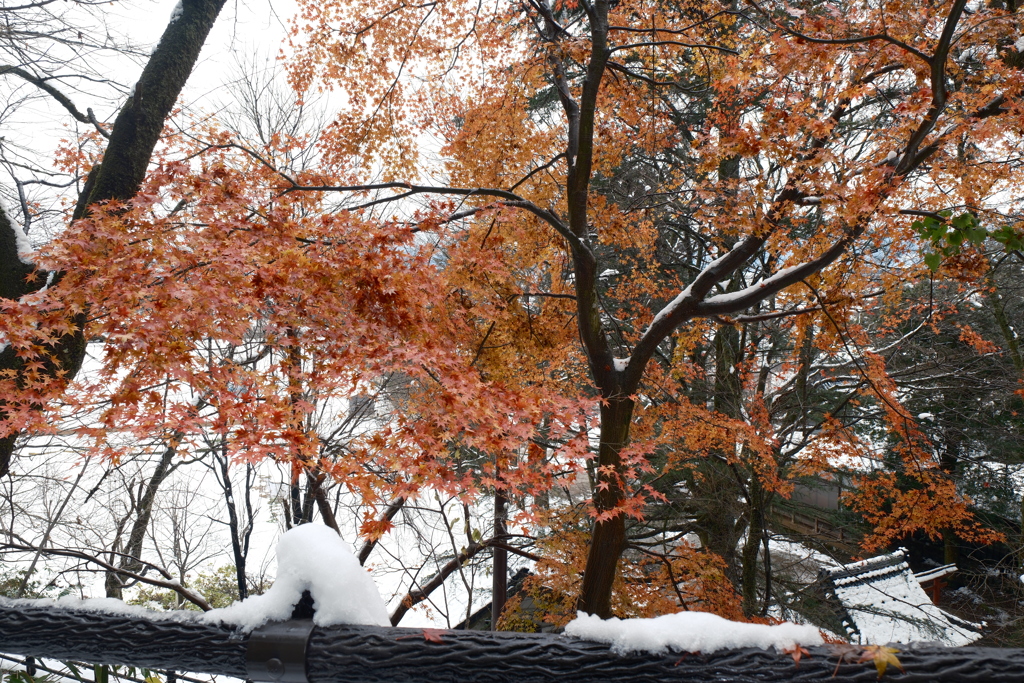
<box><xmin>1</xmin><ymin>525</ymin><xmax>391</xmax><ymax>632</ymax></box>
<box><xmin>565</xmin><ymin>611</ymin><xmax>823</xmax><ymax>655</ymax></box>
<box><xmin>204</xmin><ymin>524</ymin><xmax>390</xmax><ymax>630</ymax></box>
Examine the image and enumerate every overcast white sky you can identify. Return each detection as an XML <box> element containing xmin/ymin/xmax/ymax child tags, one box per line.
<box><xmin>3</xmin><ymin>0</ymin><xmax>301</xmax><ymax>242</ymax></box>
<box><xmin>97</xmin><ymin>0</ymin><xmax>300</xmax><ymax>108</ymax></box>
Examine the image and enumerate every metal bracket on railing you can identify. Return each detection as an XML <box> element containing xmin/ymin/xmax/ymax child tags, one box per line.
<box><xmin>245</xmin><ymin>620</ymin><xmax>314</xmax><ymax>683</ymax></box>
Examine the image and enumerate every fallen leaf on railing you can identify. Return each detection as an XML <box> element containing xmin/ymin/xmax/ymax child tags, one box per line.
<box><xmin>858</xmin><ymin>645</ymin><xmax>903</xmax><ymax>679</ymax></box>
<box><xmin>828</xmin><ymin>643</ymin><xmax>863</xmax><ymax>677</ymax></box>
<box><xmin>422</xmin><ymin>628</ymin><xmax>447</xmax><ymax>643</ymax></box>
<box><xmin>397</xmin><ymin>628</ymin><xmax>447</xmax><ymax>644</ymax></box>
<box><xmin>783</xmin><ymin>645</ymin><xmax>810</xmax><ymax>668</ymax></box>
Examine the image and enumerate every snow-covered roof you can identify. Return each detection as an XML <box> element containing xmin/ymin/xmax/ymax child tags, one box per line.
<box><xmin>820</xmin><ymin>549</ymin><xmax>982</xmax><ymax>646</ymax></box>
<box><xmin>914</xmin><ymin>563</ymin><xmax>958</xmax><ymax>584</ymax></box>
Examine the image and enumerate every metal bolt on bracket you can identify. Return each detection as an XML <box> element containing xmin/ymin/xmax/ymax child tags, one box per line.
<box><xmin>245</xmin><ymin>620</ymin><xmax>314</xmax><ymax>683</ymax></box>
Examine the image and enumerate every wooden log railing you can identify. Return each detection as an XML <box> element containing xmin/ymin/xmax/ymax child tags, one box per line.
<box><xmin>2</xmin><ymin>598</ymin><xmax>1024</xmax><ymax>682</ymax></box>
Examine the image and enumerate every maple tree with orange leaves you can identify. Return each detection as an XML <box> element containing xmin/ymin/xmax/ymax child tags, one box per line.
<box><xmin>3</xmin><ymin>0</ymin><xmax>1024</xmax><ymax>628</ymax></box>
<box><xmin>277</xmin><ymin>0</ymin><xmax>1024</xmax><ymax>617</ymax></box>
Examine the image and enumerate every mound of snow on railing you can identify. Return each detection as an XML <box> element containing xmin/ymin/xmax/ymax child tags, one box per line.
<box><xmin>204</xmin><ymin>524</ymin><xmax>389</xmax><ymax>630</ymax></box>
<box><xmin>565</xmin><ymin>611</ymin><xmax>824</xmax><ymax>655</ymax></box>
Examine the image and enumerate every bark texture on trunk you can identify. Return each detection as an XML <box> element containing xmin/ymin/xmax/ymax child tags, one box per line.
<box><xmin>576</xmin><ymin>397</ymin><xmax>633</xmax><ymax>618</ymax></box>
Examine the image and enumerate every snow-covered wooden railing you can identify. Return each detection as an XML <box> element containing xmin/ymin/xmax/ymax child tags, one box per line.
<box><xmin>4</xmin><ymin>527</ymin><xmax>1024</xmax><ymax>682</ymax></box>
<box><xmin>2</xmin><ymin>598</ymin><xmax>1024</xmax><ymax>682</ymax></box>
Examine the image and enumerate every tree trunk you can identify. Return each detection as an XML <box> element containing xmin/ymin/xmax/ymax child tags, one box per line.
<box><xmin>216</xmin><ymin>439</ymin><xmax>248</xmax><ymax>601</ymax></box>
<box><xmin>695</xmin><ymin>323</ymin><xmax>746</xmax><ymax>587</ymax></box>
<box><xmin>740</xmin><ymin>493</ymin><xmax>764</xmax><ymax>617</ymax></box>
<box><xmin>938</xmin><ymin>433</ymin><xmax>962</xmax><ymax>569</ymax></box>
<box><xmin>694</xmin><ymin>460</ymin><xmax>745</xmax><ymax>587</ymax></box>
<box><xmin>577</xmin><ymin>397</ymin><xmax>633</xmax><ymax>617</ymax></box>
<box><xmin>310</xmin><ymin>471</ymin><xmax>341</xmax><ymax>534</ymax></box>
<box><xmin>987</xmin><ymin>274</ymin><xmax>1023</xmax><ymax>372</ymax></box>
<box><xmin>492</xmin><ymin>490</ymin><xmax>508</xmax><ymax>629</ymax></box>
<box><xmin>0</xmin><ymin>0</ymin><xmax>229</xmax><ymax>476</ymax></box>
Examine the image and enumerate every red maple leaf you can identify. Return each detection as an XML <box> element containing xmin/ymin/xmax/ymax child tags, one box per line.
<box><xmin>421</xmin><ymin>628</ymin><xmax>446</xmax><ymax>644</ymax></box>
<box><xmin>396</xmin><ymin>628</ymin><xmax>447</xmax><ymax>644</ymax></box>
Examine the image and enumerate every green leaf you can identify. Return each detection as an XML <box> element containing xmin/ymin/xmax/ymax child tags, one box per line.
<box><xmin>924</xmin><ymin>252</ymin><xmax>942</xmax><ymax>272</ymax></box>
<box><xmin>951</xmin><ymin>212</ymin><xmax>974</xmax><ymax>229</ymax></box>
<box><xmin>947</xmin><ymin>229</ymin><xmax>964</xmax><ymax>246</ymax></box>
<box><xmin>992</xmin><ymin>225</ymin><xmax>1024</xmax><ymax>251</ymax></box>
<box><xmin>992</xmin><ymin>225</ymin><xmax>1013</xmax><ymax>243</ymax></box>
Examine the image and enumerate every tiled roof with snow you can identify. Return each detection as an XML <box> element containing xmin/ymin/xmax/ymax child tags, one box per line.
<box><xmin>821</xmin><ymin>549</ymin><xmax>982</xmax><ymax>647</ymax></box>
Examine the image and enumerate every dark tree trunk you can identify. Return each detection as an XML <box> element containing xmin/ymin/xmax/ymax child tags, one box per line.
<box><xmin>310</xmin><ymin>471</ymin><xmax>341</xmax><ymax>534</ymax></box>
<box><xmin>0</xmin><ymin>0</ymin><xmax>229</xmax><ymax>477</ymax></box>
<box><xmin>290</xmin><ymin>479</ymin><xmax>304</xmax><ymax>527</ymax></box>
<box><xmin>0</xmin><ymin>206</ymin><xmax>37</xmax><ymax>303</ymax></box>
<box><xmin>695</xmin><ymin>323</ymin><xmax>746</xmax><ymax>587</ymax></box>
<box><xmin>71</xmin><ymin>0</ymin><xmax>230</xmax><ymax>220</ymax></box>
<box><xmin>0</xmin><ymin>201</ymin><xmax>86</xmax><ymax>477</ymax></box>
<box><xmin>740</xmin><ymin>491</ymin><xmax>764</xmax><ymax>617</ymax></box>
<box><xmin>217</xmin><ymin>440</ymin><xmax>249</xmax><ymax>600</ymax></box>
<box><xmin>577</xmin><ymin>397</ymin><xmax>633</xmax><ymax>618</ymax></box>
<box><xmin>491</xmin><ymin>490</ymin><xmax>508</xmax><ymax>629</ymax></box>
